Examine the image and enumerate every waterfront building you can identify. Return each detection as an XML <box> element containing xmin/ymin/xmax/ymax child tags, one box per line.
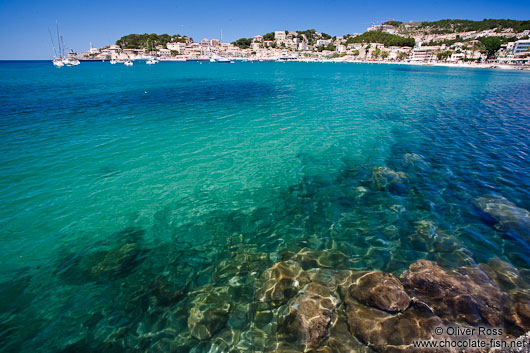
<box><xmin>514</xmin><ymin>39</ymin><xmax>530</xmax><ymax>56</ymax></box>
<box><xmin>89</xmin><ymin>43</ymin><xmax>100</xmax><ymax>54</ymax></box>
<box><xmin>253</xmin><ymin>35</ymin><xmax>263</xmax><ymax>43</ymax></box>
<box><xmin>275</xmin><ymin>31</ymin><xmax>286</xmax><ymax>42</ymax></box>
<box><xmin>411</xmin><ymin>46</ymin><xmax>440</xmax><ymax>61</ymax></box>
<box><xmin>167</xmin><ymin>42</ymin><xmax>186</xmax><ymax>53</ymax></box>
<box><xmin>298</xmin><ymin>42</ymin><xmax>308</xmax><ymax>51</ymax></box>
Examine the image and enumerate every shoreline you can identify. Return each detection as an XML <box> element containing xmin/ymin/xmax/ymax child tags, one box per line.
<box><xmin>3</xmin><ymin>58</ymin><xmax>528</xmax><ymax>72</ymax></box>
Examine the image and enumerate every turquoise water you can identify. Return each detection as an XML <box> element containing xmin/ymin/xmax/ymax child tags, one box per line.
<box><xmin>0</xmin><ymin>61</ymin><xmax>529</xmax><ymax>352</ymax></box>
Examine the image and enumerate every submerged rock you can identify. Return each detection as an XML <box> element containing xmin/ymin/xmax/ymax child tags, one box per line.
<box><xmin>288</xmin><ymin>248</ymin><xmax>354</xmax><ymax>270</ymax></box>
<box><xmin>187</xmin><ymin>285</ymin><xmax>231</xmax><ymax>340</ymax></box>
<box><xmin>345</xmin><ymin>300</ymin><xmax>445</xmax><ymax>352</ymax></box>
<box><xmin>475</xmin><ymin>195</ymin><xmax>530</xmax><ymax>237</ymax></box>
<box><xmin>58</xmin><ymin>227</ymin><xmax>146</xmax><ymax>284</ymax></box>
<box><xmin>402</xmin><ymin>260</ymin><xmax>509</xmax><ymax>328</ymax></box>
<box><xmin>280</xmin><ymin>282</ymin><xmax>339</xmax><ymax>348</ymax></box>
<box><xmin>350</xmin><ymin>271</ymin><xmax>410</xmax><ymax>313</ymax></box>
<box><xmin>255</xmin><ymin>260</ymin><xmax>310</xmax><ymax>304</ymax></box>
<box><xmin>371</xmin><ymin>166</ymin><xmax>408</xmax><ymax>195</ymax></box>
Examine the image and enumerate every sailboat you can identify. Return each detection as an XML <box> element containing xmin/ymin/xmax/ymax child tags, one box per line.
<box><xmin>49</xmin><ymin>21</ymin><xmax>80</xmax><ymax>67</ymax></box>
<box><xmin>48</xmin><ymin>26</ymin><xmax>63</xmax><ymax>67</ymax></box>
<box><xmin>145</xmin><ymin>40</ymin><xmax>159</xmax><ymax>64</ymax></box>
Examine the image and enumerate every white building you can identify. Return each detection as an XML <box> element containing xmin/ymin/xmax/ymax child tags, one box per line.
<box><xmin>298</xmin><ymin>42</ymin><xmax>308</xmax><ymax>51</ymax></box>
<box><xmin>513</xmin><ymin>39</ymin><xmax>530</xmax><ymax>56</ymax></box>
<box><xmin>411</xmin><ymin>46</ymin><xmax>440</xmax><ymax>61</ymax></box>
<box><xmin>316</xmin><ymin>39</ymin><xmax>332</xmax><ymax>47</ymax></box>
<box><xmin>275</xmin><ymin>31</ymin><xmax>286</xmax><ymax>41</ymax></box>
<box><xmin>167</xmin><ymin>42</ymin><xmax>186</xmax><ymax>53</ymax></box>
<box><xmin>89</xmin><ymin>43</ymin><xmax>100</xmax><ymax>54</ymax></box>
<box><xmin>366</xmin><ymin>24</ymin><xmax>397</xmax><ymax>34</ymax></box>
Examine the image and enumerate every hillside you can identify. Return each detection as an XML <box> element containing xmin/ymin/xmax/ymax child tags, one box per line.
<box><xmin>389</xmin><ymin>19</ymin><xmax>530</xmax><ymax>34</ymax></box>
<box><xmin>116</xmin><ymin>33</ymin><xmax>191</xmax><ymax>49</ymax></box>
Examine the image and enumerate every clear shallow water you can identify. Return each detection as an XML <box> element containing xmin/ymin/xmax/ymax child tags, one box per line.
<box><xmin>0</xmin><ymin>61</ymin><xmax>529</xmax><ymax>352</ymax></box>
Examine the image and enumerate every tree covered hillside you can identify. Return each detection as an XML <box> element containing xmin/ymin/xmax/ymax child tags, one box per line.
<box><xmin>402</xmin><ymin>19</ymin><xmax>530</xmax><ymax>34</ymax></box>
<box><xmin>346</xmin><ymin>31</ymin><xmax>415</xmax><ymax>47</ymax></box>
<box><xmin>116</xmin><ymin>34</ymin><xmax>191</xmax><ymax>49</ymax></box>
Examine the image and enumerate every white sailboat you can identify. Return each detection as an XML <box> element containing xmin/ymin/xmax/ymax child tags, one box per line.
<box><xmin>48</xmin><ymin>26</ymin><xmax>63</xmax><ymax>67</ymax></box>
<box><xmin>145</xmin><ymin>40</ymin><xmax>159</xmax><ymax>64</ymax></box>
<box><xmin>49</xmin><ymin>21</ymin><xmax>80</xmax><ymax>67</ymax></box>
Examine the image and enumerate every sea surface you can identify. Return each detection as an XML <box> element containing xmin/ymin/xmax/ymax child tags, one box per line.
<box><xmin>0</xmin><ymin>61</ymin><xmax>529</xmax><ymax>352</ymax></box>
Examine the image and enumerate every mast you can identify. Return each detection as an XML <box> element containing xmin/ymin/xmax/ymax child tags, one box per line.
<box><xmin>56</xmin><ymin>20</ymin><xmax>62</xmax><ymax>58</ymax></box>
<box><xmin>48</xmin><ymin>27</ymin><xmax>58</xmax><ymax>58</ymax></box>
<box><xmin>61</xmin><ymin>34</ymin><xmax>66</xmax><ymax>57</ymax></box>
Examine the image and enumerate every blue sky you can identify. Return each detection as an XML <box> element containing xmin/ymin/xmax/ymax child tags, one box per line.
<box><xmin>0</xmin><ymin>0</ymin><xmax>529</xmax><ymax>59</ymax></box>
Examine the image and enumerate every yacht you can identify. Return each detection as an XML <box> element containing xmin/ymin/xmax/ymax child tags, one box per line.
<box><xmin>62</xmin><ymin>57</ymin><xmax>80</xmax><ymax>66</ymax></box>
<box><xmin>52</xmin><ymin>58</ymin><xmax>64</xmax><ymax>67</ymax></box>
<box><xmin>48</xmin><ymin>21</ymin><xmax>80</xmax><ymax>67</ymax></box>
<box><xmin>124</xmin><ymin>59</ymin><xmax>134</xmax><ymax>66</ymax></box>
<box><xmin>146</xmin><ymin>58</ymin><xmax>159</xmax><ymax>65</ymax></box>
<box><xmin>110</xmin><ymin>58</ymin><xmax>117</xmax><ymax>65</ymax></box>
<box><xmin>214</xmin><ymin>57</ymin><xmax>233</xmax><ymax>63</ymax></box>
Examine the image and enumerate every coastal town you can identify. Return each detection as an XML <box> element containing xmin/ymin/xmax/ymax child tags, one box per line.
<box><xmin>73</xmin><ymin>19</ymin><xmax>530</xmax><ymax>69</ymax></box>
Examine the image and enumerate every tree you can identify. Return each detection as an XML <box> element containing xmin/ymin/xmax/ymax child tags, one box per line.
<box><xmin>372</xmin><ymin>47</ymin><xmax>382</xmax><ymax>59</ymax></box>
<box><xmin>232</xmin><ymin>38</ymin><xmax>252</xmax><ymax>49</ymax></box>
<box><xmin>383</xmin><ymin>20</ymin><xmax>403</xmax><ymax>27</ymax></box>
<box><xmin>116</xmin><ymin>33</ymin><xmax>190</xmax><ymax>49</ymax></box>
<box><xmin>317</xmin><ymin>44</ymin><xmax>336</xmax><ymax>52</ymax></box>
<box><xmin>479</xmin><ymin>37</ymin><xmax>502</xmax><ymax>58</ymax></box>
<box><xmin>437</xmin><ymin>50</ymin><xmax>452</xmax><ymax>61</ymax></box>
<box><xmin>345</xmin><ymin>31</ymin><xmax>415</xmax><ymax>47</ymax></box>
<box><xmin>397</xmin><ymin>51</ymin><xmax>409</xmax><ymax>60</ymax></box>
<box><xmin>263</xmin><ymin>32</ymin><xmax>275</xmax><ymax>41</ymax></box>
<box><xmin>381</xmin><ymin>51</ymin><xmax>389</xmax><ymax>59</ymax></box>
<box><xmin>352</xmin><ymin>49</ymin><xmax>360</xmax><ymax>56</ymax></box>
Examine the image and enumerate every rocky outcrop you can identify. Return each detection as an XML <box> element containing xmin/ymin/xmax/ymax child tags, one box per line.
<box><xmin>402</xmin><ymin>259</ymin><xmax>506</xmax><ymax>326</ymax></box>
<box><xmin>345</xmin><ymin>300</ymin><xmax>445</xmax><ymax>352</ymax></box>
<box><xmin>402</xmin><ymin>259</ymin><xmax>530</xmax><ymax>334</ymax></box>
<box><xmin>350</xmin><ymin>271</ymin><xmax>410</xmax><ymax>313</ymax></box>
<box><xmin>280</xmin><ymin>282</ymin><xmax>339</xmax><ymax>348</ymax></box>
